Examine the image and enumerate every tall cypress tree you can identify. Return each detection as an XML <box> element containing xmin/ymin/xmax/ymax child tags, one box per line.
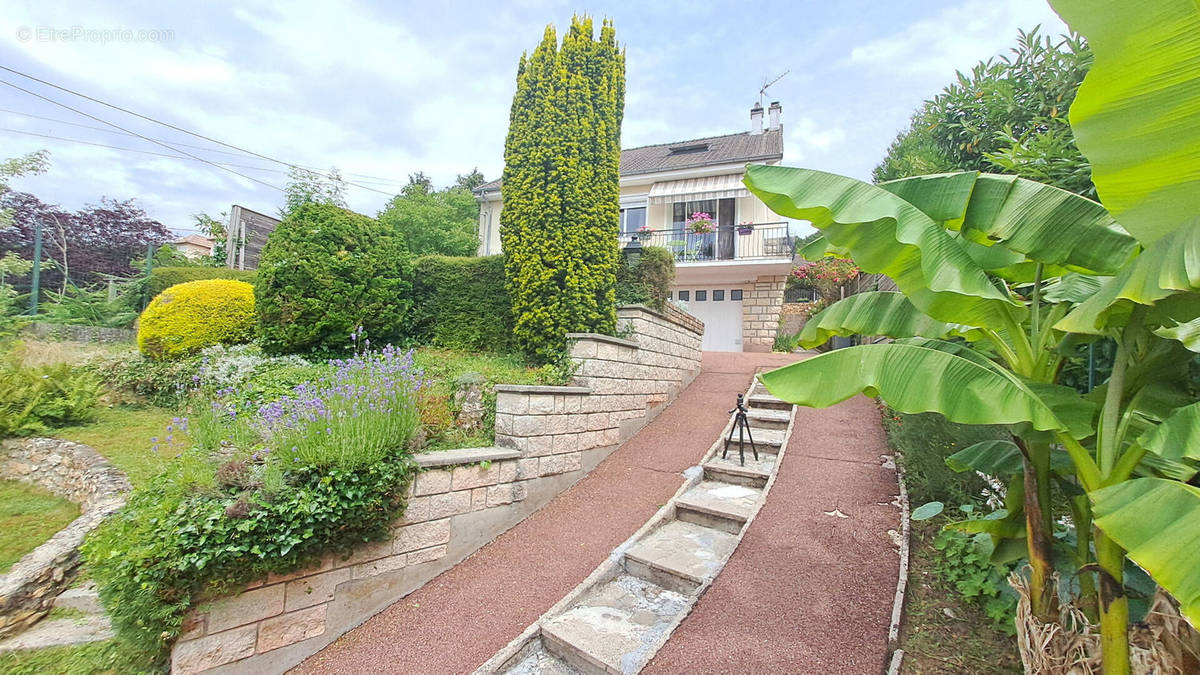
<box><xmin>500</xmin><ymin>16</ymin><xmax>625</xmax><ymax>363</ymax></box>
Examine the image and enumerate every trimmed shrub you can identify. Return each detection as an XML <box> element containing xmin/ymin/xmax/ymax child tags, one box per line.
<box><xmin>148</xmin><ymin>266</ymin><xmax>256</xmax><ymax>297</ymax></box>
<box><xmin>409</xmin><ymin>255</ymin><xmax>514</xmax><ymax>351</ymax></box>
<box><xmin>137</xmin><ymin>280</ymin><xmax>255</xmax><ymax>360</ymax></box>
<box><xmin>255</xmin><ymin>202</ymin><xmax>412</xmax><ymax>355</ymax></box>
<box><xmin>615</xmin><ymin>246</ymin><xmax>674</xmax><ymax>311</ymax></box>
<box><xmin>500</xmin><ymin>17</ymin><xmax>625</xmax><ymax>362</ymax></box>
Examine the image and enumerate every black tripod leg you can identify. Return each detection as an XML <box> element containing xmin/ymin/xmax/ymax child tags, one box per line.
<box><xmin>738</xmin><ymin>416</ymin><xmax>747</xmax><ymax>466</ymax></box>
<box><xmin>723</xmin><ymin>418</ymin><xmax>737</xmax><ymax>460</ymax></box>
<box><xmin>744</xmin><ymin>418</ymin><xmax>759</xmax><ymax>462</ymax></box>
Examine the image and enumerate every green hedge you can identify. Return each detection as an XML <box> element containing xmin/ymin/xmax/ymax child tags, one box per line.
<box><xmin>410</xmin><ymin>255</ymin><xmax>514</xmax><ymax>352</ymax></box>
<box><xmin>148</xmin><ymin>267</ymin><xmax>256</xmax><ymax>297</ymax></box>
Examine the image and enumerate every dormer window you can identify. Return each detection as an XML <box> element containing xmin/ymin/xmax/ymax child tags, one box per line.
<box><xmin>667</xmin><ymin>143</ymin><xmax>710</xmax><ymax>155</ymax></box>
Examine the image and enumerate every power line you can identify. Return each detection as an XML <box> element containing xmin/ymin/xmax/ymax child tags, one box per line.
<box><xmin>0</xmin><ymin>107</ymin><xmax>411</xmax><ymax>187</ymax></box>
<box><xmin>0</xmin><ymin>127</ymin><xmax>406</xmax><ymax>189</ymax></box>
<box><xmin>0</xmin><ymin>66</ymin><xmax>400</xmax><ymax>196</ymax></box>
<box><xmin>0</xmin><ymin>77</ymin><xmax>286</xmax><ymax>192</ymax></box>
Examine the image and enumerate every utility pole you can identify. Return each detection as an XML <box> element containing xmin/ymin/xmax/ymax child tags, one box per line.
<box><xmin>28</xmin><ymin>216</ymin><xmax>42</xmax><ymax>316</ymax></box>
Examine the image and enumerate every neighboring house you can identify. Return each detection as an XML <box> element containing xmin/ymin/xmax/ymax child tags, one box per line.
<box><xmin>170</xmin><ymin>234</ymin><xmax>215</xmax><ymax>260</ymax></box>
<box><xmin>475</xmin><ymin>102</ymin><xmax>793</xmax><ymax>352</ymax></box>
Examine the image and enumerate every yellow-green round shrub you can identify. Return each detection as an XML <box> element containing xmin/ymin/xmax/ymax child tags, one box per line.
<box><xmin>138</xmin><ymin>279</ymin><xmax>255</xmax><ymax>360</ymax></box>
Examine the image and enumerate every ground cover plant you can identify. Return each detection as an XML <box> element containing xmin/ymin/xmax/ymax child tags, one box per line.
<box><xmin>83</xmin><ymin>339</ymin><xmax>423</xmax><ymax>665</ymax></box>
<box><xmin>0</xmin><ymin>479</ymin><xmax>79</xmax><ymax>572</ymax></box>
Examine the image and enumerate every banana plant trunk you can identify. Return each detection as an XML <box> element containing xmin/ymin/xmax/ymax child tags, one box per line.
<box><xmin>1020</xmin><ymin>439</ymin><xmax>1059</xmax><ymax>622</ymax></box>
<box><xmin>1095</xmin><ymin>528</ymin><xmax>1131</xmax><ymax>674</ymax></box>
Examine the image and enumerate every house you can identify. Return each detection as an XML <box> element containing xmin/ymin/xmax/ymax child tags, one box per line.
<box><xmin>170</xmin><ymin>233</ymin><xmax>215</xmax><ymax>259</ymax></box>
<box><xmin>475</xmin><ymin>102</ymin><xmax>792</xmax><ymax>352</ymax></box>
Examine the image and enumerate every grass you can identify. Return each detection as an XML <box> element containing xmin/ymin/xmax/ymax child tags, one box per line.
<box><xmin>899</xmin><ymin>519</ymin><xmax>1023</xmax><ymax>674</ymax></box>
<box><xmin>0</xmin><ymin>480</ymin><xmax>80</xmax><ymax>572</ymax></box>
<box><xmin>880</xmin><ymin>405</ymin><xmax>1007</xmax><ymax>507</ymax></box>
<box><xmin>0</xmin><ymin>640</ymin><xmax>155</xmax><ymax>675</ymax></box>
<box><xmin>53</xmin><ymin>405</ymin><xmax>180</xmax><ymax>487</ymax></box>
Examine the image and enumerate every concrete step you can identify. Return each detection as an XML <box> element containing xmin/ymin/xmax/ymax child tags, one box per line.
<box><xmin>719</xmin><ymin>427</ymin><xmax>786</xmax><ymax>456</ymax></box>
<box><xmin>0</xmin><ymin>616</ymin><xmax>113</xmax><ymax>653</ymax></box>
<box><xmin>744</xmin><ymin>407</ymin><xmax>791</xmax><ymax>430</ymax></box>
<box><xmin>623</xmin><ymin>520</ymin><xmax>739</xmax><ymax>594</ymax></box>
<box><xmin>503</xmin><ymin>645</ymin><xmax>582</xmax><ymax>674</ymax></box>
<box><xmin>673</xmin><ymin>481</ymin><xmax>761</xmax><ymax>534</ymax></box>
<box><xmin>747</xmin><ymin>393</ymin><xmax>792</xmax><ymax>411</ymax></box>
<box><xmin>53</xmin><ymin>584</ymin><xmax>104</xmax><ymax>615</ymax></box>
<box><xmin>540</xmin><ymin>575</ymin><xmax>688</xmax><ymax>675</ymax></box>
<box><xmin>703</xmin><ymin>453</ymin><xmax>776</xmax><ymax>488</ymax></box>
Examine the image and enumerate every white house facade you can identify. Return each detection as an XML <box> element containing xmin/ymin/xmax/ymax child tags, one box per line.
<box><xmin>475</xmin><ymin>102</ymin><xmax>793</xmax><ymax>352</ymax></box>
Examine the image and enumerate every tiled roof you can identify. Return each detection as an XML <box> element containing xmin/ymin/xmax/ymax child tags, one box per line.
<box><xmin>474</xmin><ymin>127</ymin><xmax>783</xmax><ymax>194</ymax></box>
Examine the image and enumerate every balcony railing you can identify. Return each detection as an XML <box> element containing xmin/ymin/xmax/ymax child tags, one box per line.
<box><xmin>618</xmin><ymin>222</ymin><xmax>794</xmax><ymax>263</ymax></box>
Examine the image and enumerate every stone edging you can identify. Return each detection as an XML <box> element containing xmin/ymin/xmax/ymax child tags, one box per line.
<box><xmin>492</xmin><ymin>385</ymin><xmax>591</xmax><ymax>395</ymax></box>
<box><xmin>564</xmin><ymin>333</ymin><xmax>638</xmax><ymax>350</ymax></box>
<box><xmin>0</xmin><ymin>438</ymin><xmax>131</xmax><ymax>639</ymax></box>
<box><xmin>412</xmin><ymin>447</ymin><xmax>522</xmax><ymax>469</ymax></box>
<box><xmin>884</xmin><ymin>441</ymin><xmax>912</xmax><ymax>675</ymax></box>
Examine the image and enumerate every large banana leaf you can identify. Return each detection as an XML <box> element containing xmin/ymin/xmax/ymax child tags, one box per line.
<box><xmin>1055</xmin><ymin>219</ymin><xmax>1200</xmax><ymax>333</ymax></box>
<box><xmin>881</xmin><ymin>173</ymin><xmax>1137</xmax><ymax>275</ymax></box>
<box><xmin>797</xmin><ymin>292</ymin><xmax>981</xmax><ymax>348</ymax></box>
<box><xmin>1154</xmin><ymin>316</ymin><xmax>1200</xmax><ymax>353</ymax></box>
<box><xmin>1091</xmin><ymin>478</ymin><xmax>1200</xmax><ymax>626</ymax></box>
<box><xmin>1137</xmin><ymin>401</ymin><xmax>1200</xmax><ymax>462</ymax></box>
<box><xmin>744</xmin><ymin>165</ymin><xmax>1022</xmax><ymax>329</ymax></box>
<box><xmin>758</xmin><ymin>342</ymin><xmax>1068</xmax><ymax>432</ymax></box>
<box><xmin>1050</xmin><ymin>0</ymin><xmax>1200</xmax><ymax>246</ymax></box>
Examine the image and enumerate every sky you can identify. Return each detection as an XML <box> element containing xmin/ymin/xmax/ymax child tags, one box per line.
<box><xmin>0</xmin><ymin>0</ymin><xmax>1068</xmax><ymax>236</ymax></box>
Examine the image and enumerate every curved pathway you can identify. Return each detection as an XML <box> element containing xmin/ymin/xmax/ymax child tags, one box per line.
<box><xmin>295</xmin><ymin>353</ymin><xmax>896</xmax><ymax>674</ymax></box>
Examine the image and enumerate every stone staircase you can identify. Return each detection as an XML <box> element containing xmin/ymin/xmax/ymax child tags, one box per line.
<box><xmin>0</xmin><ymin>582</ymin><xmax>113</xmax><ymax>653</ymax></box>
<box><xmin>486</xmin><ymin>380</ymin><xmax>796</xmax><ymax>675</ymax></box>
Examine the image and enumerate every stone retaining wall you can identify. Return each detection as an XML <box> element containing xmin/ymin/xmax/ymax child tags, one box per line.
<box><xmin>26</xmin><ymin>322</ymin><xmax>135</xmax><ymax>344</ymax></box>
<box><xmin>0</xmin><ymin>439</ymin><xmax>131</xmax><ymax>638</ymax></box>
<box><xmin>170</xmin><ymin>304</ymin><xmax>705</xmax><ymax>674</ymax></box>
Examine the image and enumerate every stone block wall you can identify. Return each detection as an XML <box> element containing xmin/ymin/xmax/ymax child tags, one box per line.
<box><xmin>170</xmin><ymin>304</ymin><xmax>704</xmax><ymax>674</ymax></box>
<box><xmin>0</xmin><ymin>439</ymin><xmax>131</xmax><ymax>638</ymax></box>
<box><xmin>742</xmin><ymin>274</ymin><xmax>786</xmax><ymax>352</ymax></box>
<box><xmin>26</xmin><ymin>322</ymin><xmax>135</xmax><ymax>344</ymax></box>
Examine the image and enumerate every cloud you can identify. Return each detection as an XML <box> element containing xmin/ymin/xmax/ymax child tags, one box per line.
<box><xmin>847</xmin><ymin>0</ymin><xmax>1068</xmax><ymax>81</ymax></box>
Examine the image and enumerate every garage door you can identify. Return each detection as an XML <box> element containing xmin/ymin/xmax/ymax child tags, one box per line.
<box><xmin>674</xmin><ymin>287</ymin><xmax>743</xmax><ymax>351</ymax></box>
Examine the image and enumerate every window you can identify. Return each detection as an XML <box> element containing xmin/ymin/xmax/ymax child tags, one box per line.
<box><xmin>672</xmin><ymin>200</ymin><xmax>719</xmax><ymax>228</ymax></box>
<box><xmin>677</xmin><ymin>290</ymin><xmax>689</xmax><ymax>301</ymax></box>
<box><xmin>668</xmin><ymin>143</ymin><xmax>710</xmax><ymax>155</ymax></box>
<box><xmin>620</xmin><ymin>206</ymin><xmax>647</xmax><ymax>234</ymax></box>
<box><xmin>730</xmin><ymin>289</ymin><xmax>743</xmax><ymax>301</ymax></box>
<box><xmin>713</xmin><ymin>289</ymin><xmax>725</xmax><ymax>301</ymax></box>
<box><xmin>695</xmin><ymin>290</ymin><xmax>707</xmax><ymax>301</ymax></box>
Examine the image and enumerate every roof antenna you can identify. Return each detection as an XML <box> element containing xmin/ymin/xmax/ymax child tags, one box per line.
<box><xmin>758</xmin><ymin>70</ymin><xmax>789</xmax><ymax>106</ymax></box>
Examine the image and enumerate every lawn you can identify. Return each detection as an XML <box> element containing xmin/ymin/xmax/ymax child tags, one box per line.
<box><xmin>52</xmin><ymin>405</ymin><xmax>179</xmax><ymax>488</ymax></box>
<box><xmin>0</xmin><ymin>479</ymin><xmax>80</xmax><ymax>572</ymax></box>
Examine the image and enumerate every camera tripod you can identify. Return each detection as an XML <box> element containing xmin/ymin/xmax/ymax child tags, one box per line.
<box><xmin>722</xmin><ymin>393</ymin><xmax>758</xmax><ymax>466</ymax></box>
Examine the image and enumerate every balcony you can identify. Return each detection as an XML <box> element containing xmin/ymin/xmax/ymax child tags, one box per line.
<box><xmin>618</xmin><ymin>222</ymin><xmax>795</xmax><ymax>263</ymax></box>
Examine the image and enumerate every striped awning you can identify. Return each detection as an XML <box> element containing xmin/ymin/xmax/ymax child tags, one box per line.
<box><xmin>647</xmin><ymin>174</ymin><xmax>749</xmax><ymax>205</ymax></box>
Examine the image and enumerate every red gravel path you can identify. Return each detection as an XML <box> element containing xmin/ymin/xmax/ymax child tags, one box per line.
<box><xmin>645</xmin><ymin>394</ymin><xmax>900</xmax><ymax>674</ymax></box>
<box><xmin>295</xmin><ymin>352</ymin><xmax>800</xmax><ymax>674</ymax></box>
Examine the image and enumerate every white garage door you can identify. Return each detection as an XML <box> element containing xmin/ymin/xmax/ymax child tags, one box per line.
<box><xmin>675</xmin><ymin>287</ymin><xmax>743</xmax><ymax>351</ymax></box>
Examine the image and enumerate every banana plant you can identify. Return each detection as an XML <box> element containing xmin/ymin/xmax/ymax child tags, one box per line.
<box><xmin>747</xmin><ymin>0</ymin><xmax>1200</xmax><ymax>671</ymax></box>
<box><xmin>746</xmin><ymin>163</ymin><xmax>1133</xmax><ymax>625</ymax></box>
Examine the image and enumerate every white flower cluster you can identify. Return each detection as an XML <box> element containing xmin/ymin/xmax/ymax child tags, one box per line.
<box><xmin>198</xmin><ymin>344</ymin><xmax>309</xmax><ymax>390</ymax></box>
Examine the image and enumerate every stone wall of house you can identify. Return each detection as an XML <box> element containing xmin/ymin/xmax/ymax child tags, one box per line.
<box><xmin>0</xmin><ymin>439</ymin><xmax>131</xmax><ymax>638</ymax></box>
<box><xmin>170</xmin><ymin>304</ymin><xmax>704</xmax><ymax>674</ymax></box>
<box><xmin>742</xmin><ymin>274</ymin><xmax>787</xmax><ymax>352</ymax></box>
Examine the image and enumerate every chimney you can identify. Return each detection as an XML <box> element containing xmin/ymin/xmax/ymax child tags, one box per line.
<box><xmin>768</xmin><ymin>101</ymin><xmax>782</xmax><ymax>131</ymax></box>
<box><xmin>750</xmin><ymin>103</ymin><xmax>764</xmax><ymax>135</ymax></box>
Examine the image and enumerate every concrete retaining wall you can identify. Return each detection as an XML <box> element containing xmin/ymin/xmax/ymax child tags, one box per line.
<box><xmin>170</xmin><ymin>304</ymin><xmax>704</xmax><ymax>674</ymax></box>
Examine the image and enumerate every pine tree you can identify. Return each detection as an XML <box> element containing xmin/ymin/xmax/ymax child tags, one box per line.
<box><xmin>500</xmin><ymin>16</ymin><xmax>625</xmax><ymax>363</ymax></box>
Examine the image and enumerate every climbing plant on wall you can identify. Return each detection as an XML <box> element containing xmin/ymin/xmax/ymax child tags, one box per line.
<box><xmin>500</xmin><ymin>16</ymin><xmax>625</xmax><ymax>363</ymax></box>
